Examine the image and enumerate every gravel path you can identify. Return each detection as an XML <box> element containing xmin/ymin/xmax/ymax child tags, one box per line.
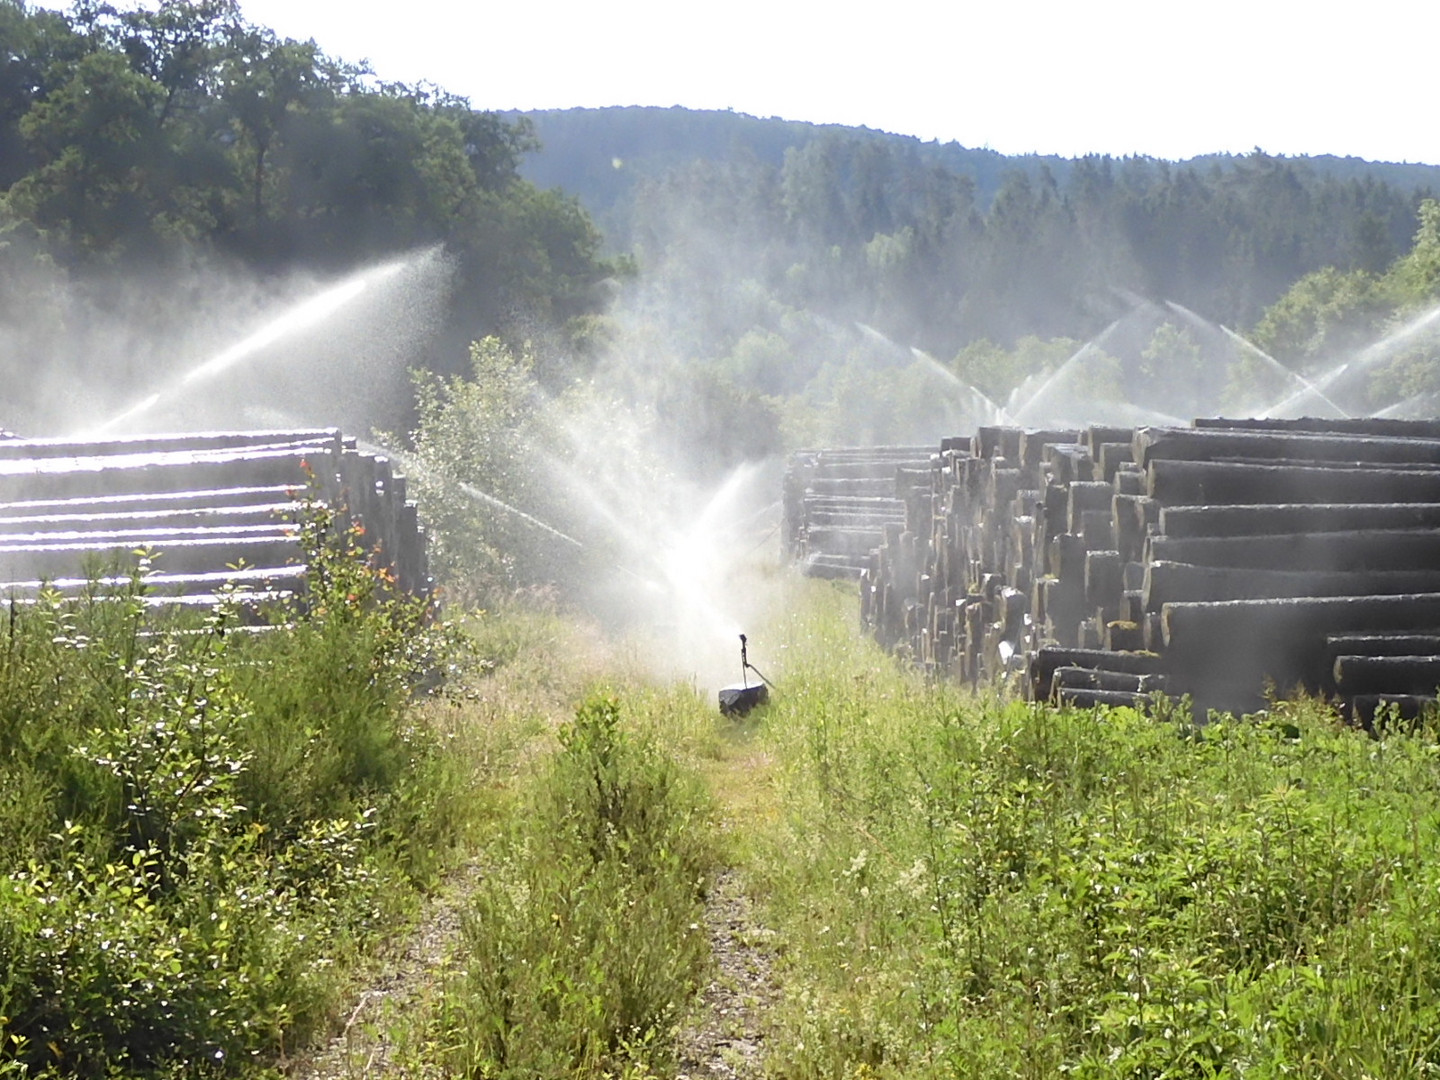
<box><xmin>675</xmin><ymin>869</ymin><xmax>781</xmax><ymax>1080</ymax></box>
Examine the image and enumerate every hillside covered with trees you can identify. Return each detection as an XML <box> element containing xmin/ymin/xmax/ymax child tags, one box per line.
<box><xmin>502</xmin><ymin>106</ymin><xmax>1440</xmax><ymax>450</ymax></box>
<box><xmin>518</xmin><ymin>107</ymin><xmax>1435</xmax><ymax>346</ymax></box>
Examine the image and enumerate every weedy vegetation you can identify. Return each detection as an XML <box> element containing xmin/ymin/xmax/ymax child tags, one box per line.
<box><xmin>432</xmin><ymin>690</ymin><xmax>717</xmax><ymax>1079</ymax></box>
<box><xmin>11</xmin><ymin>534</ymin><xmax>1440</xmax><ymax>1079</ymax></box>
<box><xmin>0</xmin><ymin>501</ymin><xmax>473</xmax><ymax>1078</ymax></box>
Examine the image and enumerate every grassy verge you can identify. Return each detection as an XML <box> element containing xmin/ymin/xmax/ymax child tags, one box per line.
<box><xmin>742</xmin><ymin>578</ymin><xmax>1440</xmax><ymax>1078</ymax></box>
<box><xmin>20</xmin><ymin>548</ymin><xmax>1440</xmax><ymax>1080</ymax></box>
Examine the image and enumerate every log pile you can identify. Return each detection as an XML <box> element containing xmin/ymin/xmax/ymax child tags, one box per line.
<box><xmin>0</xmin><ymin>429</ymin><xmax>427</xmax><ymax>608</ymax></box>
<box><xmin>783</xmin><ymin>446</ymin><xmax>929</xmax><ymax>579</ymax></box>
<box><xmin>788</xmin><ymin>417</ymin><xmax>1440</xmax><ymax>725</ymax></box>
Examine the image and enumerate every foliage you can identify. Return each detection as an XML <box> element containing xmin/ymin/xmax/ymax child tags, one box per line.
<box><xmin>402</xmin><ymin>335</ymin><xmax>561</xmax><ymax>604</ymax></box>
<box><xmin>563</xmin><ymin>112</ymin><xmax>1432</xmax><ymax>364</ymax></box>
<box><xmin>953</xmin><ymin>335</ymin><xmax>1077</xmax><ymax>403</ymax></box>
<box><xmin>0</xmin><ymin>498</ymin><xmax>470</xmax><ymax>1077</ymax></box>
<box><xmin>1250</xmin><ymin>197</ymin><xmax>1440</xmax><ymax>402</ymax></box>
<box><xmin>744</xmin><ymin>582</ymin><xmax>1440</xmax><ymax>1079</ymax></box>
<box><xmin>436</xmin><ymin>693</ymin><xmax>714</xmax><ymax>1078</ymax></box>
<box><xmin>1250</xmin><ymin>265</ymin><xmax>1389</xmax><ymax>370</ymax></box>
<box><xmin>0</xmin><ymin>0</ymin><xmax>615</xmax><ymax>408</ymax></box>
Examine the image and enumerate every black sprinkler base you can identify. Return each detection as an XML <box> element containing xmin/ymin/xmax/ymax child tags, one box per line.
<box><xmin>718</xmin><ymin>683</ymin><xmax>769</xmax><ymax>717</ymax></box>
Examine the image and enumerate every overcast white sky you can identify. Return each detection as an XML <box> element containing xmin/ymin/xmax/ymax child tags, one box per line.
<box><xmin>81</xmin><ymin>0</ymin><xmax>1440</xmax><ymax>165</ymax></box>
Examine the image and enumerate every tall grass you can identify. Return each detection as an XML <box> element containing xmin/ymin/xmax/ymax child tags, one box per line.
<box><xmin>435</xmin><ymin>691</ymin><xmax>717</xmax><ymax>1079</ymax></box>
<box><xmin>747</xmin><ymin>579</ymin><xmax>1440</xmax><ymax>1079</ymax></box>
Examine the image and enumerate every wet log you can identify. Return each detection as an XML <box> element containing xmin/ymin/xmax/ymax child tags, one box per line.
<box><xmin>1105</xmin><ymin>620</ymin><xmax>1146</xmax><ymax>651</ymax></box>
<box><xmin>1324</xmin><ymin>633</ymin><xmax>1440</xmax><ymax>663</ymax></box>
<box><xmin>0</xmin><ymin>534</ymin><xmax>300</xmax><ymax>581</ymax></box>
<box><xmin>1029</xmin><ymin>646</ymin><xmax>1162</xmax><ymax>701</ymax></box>
<box><xmin>0</xmin><ymin>564</ymin><xmax>306</xmax><ymax>595</ymax></box>
<box><xmin>1112</xmin><ymin>495</ymin><xmax>1152</xmax><ymax>562</ymax></box>
<box><xmin>1084</xmin><ymin>426</ymin><xmax>1136</xmax><ymax>458</ymax></box>
<box><xmin>1096</xmin><ymin>442</ymin><xmax>1134</xmax><ymax>482</ymax></box>
<box><xmin>0</xmin><ymin>448</ymin><xmax>332</xmax><ymax>503</ymax></box>
<box><xmin>0</xmin><ymin>429</ymin><xmax>342</xmax><ymax>461</ymax></box>
<box><xmin>1114</xmin><ymin>469</ymin><xmax>1147</xmax><ymax>495</ymax></box>
<box><xmin>1147</xmin><ymin>459</ymin><xmax>1440</xmax><ymax>506</ymax></box>
<box><xmin>1080</xmin><ymin>509</ymin><xmax>1115</xmax><ymax>551</ymax></box>
<box><xmin>802</xmin><ymin>526</ymin><xmax>887</xmax><ymax>557</ymax></box>
<box><xmin>808</xmin><ymin>458</ymin><xmax>931</xmax><ymax>479</ymax></box>
<box><xmin>0</xmin><ymin>500</ymin><xmax>297</xmax><ymax>535</ymax></box>
<box><xmin>1157</xmin><ymin>502</ymin><xmax>1440</xmax><ymax>539</ymax></box>
<box><xmin>1147</xmin><ymin>529</ymin><xmax>1440</xmax><ymax>572</ymax></box>
<box><xmin>1142</xmin><ymin>561</ymin><xmax>1440</xmax><ymax>610</ymax></box>
<box><xmin>1050</xmin><ymin>533</ymin><xmax>1087</xmax><ymax>582</ymax></box>
<box><xmin>1053</xmin><ymin>665</ymin><xmax>1169</xmax><ymax>694</ymax></box>
<box><xmin>1192</xmin><ymin>417</ymin><xmax>1440</xmax><ymax>440</ymax></box>
<box><xmin>1084</xmin><ymin>550</ymin><xmax>1123</xmax><ymax>612</ymax></box>
<box><xmin>1054</xmin><ymin>687</ymin><xmax>1151</xmax><ymax>710</ymax></box>
<box><xmin>1333</xmin><ymin>655</ymin><xmax>1440</xmax><ymax>696</ymax></box>
<box><xmin>803</xmin><ymin>554</ymin><xmax>867</xmax><ymax>579</ymax></box>
<box><xmin>1041</xmin><ymin>576</ymin><xmax>1085</xmax><ymax>648</ymax></box>
<box><xmin>1046</xmin><ymin>445</ymin><xmax>1092</xmax><ymax>486</ymax></box>
<box><xmin>1161</xmin><ymin>594</ymin><xmax>1440</xmax><ymax>708</ymax></box>
<box><xmin>0</xmin><ymin>484</ymin><xmax>299</xmax><ymax>518</ymax></box>
<box><xmin>1019</xmin><ymin>430</ymin><xmax>1082</xmax><ymax>474</ymax></box>
<box><xmin>1134</xmin><ymin>427</ymin><xmax>1440</xmax><ymax>470</ymax></box>
<box><xmin>1043</xmin><ymin>485</ymin><xmax>1069</xmax><ymax>544</ymax></box>
<box><xmin>1067</xmin><ymin>482</ymin><xmax>1114</xmax><ymax>532</ymax></box>
<box><xmin>802</xmin><ymin>477</ymin><xmax>899</xmax><ymax>497</ymax></box>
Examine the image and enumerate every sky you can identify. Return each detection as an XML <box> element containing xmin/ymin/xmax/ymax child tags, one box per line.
<box><xmin>227</xmin><ymin>0</ymin><xmax>1440</xmax><ymax>166</ymax></box>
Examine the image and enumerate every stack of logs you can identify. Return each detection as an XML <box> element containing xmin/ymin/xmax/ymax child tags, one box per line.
<box><xmin>0</xmin><ymin>429</ymin><xmax>427</xmax><ymax>609</ymax></box>
<box><xmin>782</xmin><ymin>446</ymin><xmax>928</xmax><ymax>579</ymax></box>
<box><xmin>787</xmin><ymin>417</ymin><xmax>1440</xmax><ymax>726</ymax></box>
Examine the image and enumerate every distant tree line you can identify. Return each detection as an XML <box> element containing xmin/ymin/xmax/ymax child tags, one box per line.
<box><xmin>612</xmin><ymin>129</ymin><xmax>1430</xmax><ymax>359</ymax></box>
<box><xmin>505</xmin><ymin>111</ymin><xmax>1440</xmax><ymax>450</ymax></box>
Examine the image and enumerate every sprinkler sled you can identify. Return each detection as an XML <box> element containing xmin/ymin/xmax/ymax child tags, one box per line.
<box><xmin>719</xmin><ymin>633</ymin><xmax>774</xmax><ymax>716</ymax></box>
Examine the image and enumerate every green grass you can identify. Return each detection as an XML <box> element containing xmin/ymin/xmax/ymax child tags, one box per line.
<box><xmin>432</xmin><ymin>691</ymin><xmax>718</xmax><ymax>1079</ymax></box>
<box><xmin>13</xmin><ymin>550</ymin><xmax>1440</xmax><ymax>1080</ymax></box>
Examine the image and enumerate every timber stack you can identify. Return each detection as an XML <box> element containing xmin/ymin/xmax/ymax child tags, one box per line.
<box><xmin>786</xmin><ymin>417</ymin><xmax>1440</xmax><ymax>726</ymax></box>
<box><xmin>0</xmin><ymin>429</ymin><xmax>427</xmax><ymax>609</ymax></box>
<box><xmin>783</xmin><ymin>446</ymin><xmax>930</xmax><ymax>579</ymax></box>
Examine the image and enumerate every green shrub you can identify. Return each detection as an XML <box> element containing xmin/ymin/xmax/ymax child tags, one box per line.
<box><xmin>0</xmin><ymin>498</ymin><xmax>471</xmax><ymax>1076</ymax></box>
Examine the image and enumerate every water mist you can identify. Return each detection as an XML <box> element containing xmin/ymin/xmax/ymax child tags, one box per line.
<box><xmin>77</xmin><ymin>246</ymin><xmax>453</xmax><ymax>439</ymax></box>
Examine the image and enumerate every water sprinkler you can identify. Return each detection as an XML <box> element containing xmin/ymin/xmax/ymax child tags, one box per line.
<box><xmin>719</xmin><ymin>632</ymin><xmax>773</xmax><ymax>716</ymax></box>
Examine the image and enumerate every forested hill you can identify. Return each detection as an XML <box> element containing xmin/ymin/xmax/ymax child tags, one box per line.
<box><xmin>510</xmin><ymin>106</ymin><xmax>1068</xmax><ymax>234</ymax></box>
<box><xmin>509</xmin><ymin>105</ymin><xmax>1439</xmax><ymax>360</ymax></box>
<box><xmin>513</xmin><ymin>105</ymin><xmax>1440</xmax><ymax>239</ymax></box>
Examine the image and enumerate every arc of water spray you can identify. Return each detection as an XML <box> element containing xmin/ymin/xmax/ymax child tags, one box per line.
<box><xmin>1008</xmin><ymin>314</ymin><xmax>1129</xmax><ymax>425</ymax></box>
<box><xmin>1211</xmin><ymin>325</ymin><xmax>1350</xmax><ymax>420</ymax></box>
<box><xmin>1263</xmin><ymin>300</ymin><xmax>1440</xmax><ymax>419</ymax></box>
<box><xmin>92</xmin><ymin>251</ymin><xmax>426</xmax><ymax>436</ymax></box>
<box><xmin>911</xmin><ymin>348</ymin><xmax>1017</xmax><ymax>425</ymax></box>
